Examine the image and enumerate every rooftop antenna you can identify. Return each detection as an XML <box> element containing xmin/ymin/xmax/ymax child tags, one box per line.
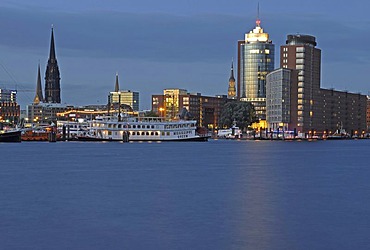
<box><xmin>256</xmin><ymin>2</ymin><xmax>261</xmax><ymax>27</ymax></box>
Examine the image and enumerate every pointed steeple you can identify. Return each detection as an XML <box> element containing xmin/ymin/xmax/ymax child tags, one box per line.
<box><xmin>45</xmin><ymin>26</ymin><xmax>61</xmax><ymax>103</ymax></box>
<box><xmin>229</xmin><ymin>59</ymin><xmax>235</xmax><ymax>81</ymax></box>
<box><xmin>115</xmin><ymin>73</ymin><xmax>120</xmax><ymax>92</ymax></box>
<box><xmin>33</xmin><ymin>64</ymin><xmax>43</xmax><ymax>104</ymax></box>
<box><xmin>228</xmin><ymin>58</ymin><xmax>236</xmax><ymax>99</ymax></box>
<box><xmin>49</xmin><ymin>26</ymin><xmax>56</xmax><ymax>62</ymax></box>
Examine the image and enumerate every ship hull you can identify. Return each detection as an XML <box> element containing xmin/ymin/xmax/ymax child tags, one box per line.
<box><xmin>0</xmin><ymin>130</ymin><xmax>22</xmax><ymax>143</ymax></box>
<box><xmin>77</xmin><ymin>135</ymin><xmax>208</xmax><ymax>142</ymax></box>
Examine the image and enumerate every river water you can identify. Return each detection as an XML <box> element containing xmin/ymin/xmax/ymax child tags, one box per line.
<box><xmin>0</xmin><ymin>139</ymin><xmax>369</xmax><ymax>250</ymax></box>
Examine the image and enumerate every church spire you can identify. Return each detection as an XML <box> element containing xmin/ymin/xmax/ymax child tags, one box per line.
<box><xmin>115</xmin><ymin>73</ymin><xmax>120</xmax><ymax>92</ymax></box>
<box><xmin>33</xmin><ymin>63</ymin><xmax>43</xmax><ymax>104</ymax></box>
<box><xmin>44</xmin><ymin>26</ymin><xmax>61</xmax><ymax>103</ymax></box>
<box><xmin>227</xmin><ymin>58</ymin><xmax>236</xmax><ymax>99</ymax></box>
<box><xmin>49</xmin><ymin>26</ymin><xmax>56</xmax><ymax>62</ymax></box>
<box><xmin>229</xmin><ymin>59</ymin><xmax>235</xmax><ymax>81</ymax></box>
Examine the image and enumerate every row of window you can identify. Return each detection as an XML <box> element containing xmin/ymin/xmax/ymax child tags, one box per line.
<box><xmin>174</xmin><ymin>130</ymin><xmax>192</xmax><ymax>135</ymax></box>
<box><xmin>107</xmin><ymin>131</ymin><xmax>169</xmax><ymax>136</ymax></box>
<box><xmin>164</xmin><ymin>124</ymin><xmax>194</xmax><ymax>129</ymax></box>
<box><xmin>96</xmin><ymin>123</ymin><xmax>157</xmax><ymax>129</ymax></box>
<box><xmin>131</xmin><ymin>131</ymin><xmax>160</xmax><ymax>136</ymax></box>
<box><xmin>282</xmin><ymin>47</ymin><xmax>306</xmax><ymax>53</ymax></box>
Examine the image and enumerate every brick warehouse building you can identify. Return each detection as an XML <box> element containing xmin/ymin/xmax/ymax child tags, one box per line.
<box><xmin>152</xmin><ymin>89</ymin><xmax>228</xmax><ymax>130</ymax></box>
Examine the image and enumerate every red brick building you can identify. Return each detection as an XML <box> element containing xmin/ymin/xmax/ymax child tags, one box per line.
<box><xmin>152</xmin><ymin>89</ymin><xmax>227</xmax><ymax>130</ymax></box>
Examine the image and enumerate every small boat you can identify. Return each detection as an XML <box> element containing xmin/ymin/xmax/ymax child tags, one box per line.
<box><xmin>217</xmin><ymin>124</ymin><xmax>242</xmax><ymax>139</ymax></box>
<box><xmin>57</xmin><ymin>120</ymin><xmax>89</xmax><ymax>141</ymax></box>
<box><xmin>21</xmin><ymin>126</ymin><xmax>60</xmax><ymax>141</ymax></box>
<box><xmin>327</xmin><ymin>127</ymin><xmax>350</xmax><ymax>140</ymax></box>
<box><xmin>0</xmin><ymin>129</ymin><xmax>22</xmax><ymax>142</ymax></box>
<box><xmin>77</xmin><ymin>115</ymin><xmax>208</xmax><ymax>142</ymax></box>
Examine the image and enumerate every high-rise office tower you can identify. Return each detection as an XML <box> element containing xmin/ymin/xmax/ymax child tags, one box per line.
<box><xmin>280</xmin><ymin>34</ymin><xmax>321</xmax><ymax>131</ymax></box>
<box><xmin>227</xmin><ymin>60</ymin><xmax>236</xmax><ymax>99</ymax></box>
<box><xmin>44</xmin><ymin>27</ymin><xmax>61</xmax><ymax>103</ymax></box>
<box><xmin>237</xmin><ymin>16</ymin><xmax>274</xmax><ymax>121</ymax></box>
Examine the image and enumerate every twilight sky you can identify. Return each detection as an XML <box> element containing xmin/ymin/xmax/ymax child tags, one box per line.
<box><xmin>0</xmin><ymin>0</ymin><xmax>369</xmax><ymax>110</ymax></box>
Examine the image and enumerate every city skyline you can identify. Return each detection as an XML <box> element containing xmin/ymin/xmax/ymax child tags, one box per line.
<box><xmin>0</xmin><ymin>0</ymin><xmax>369</xmax><ymax>110</ymax></box>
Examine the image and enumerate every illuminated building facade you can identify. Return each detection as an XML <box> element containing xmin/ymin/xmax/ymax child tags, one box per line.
<box><xmin>280</xmin><ymin>34</ymin><xmax>321</xmax><ymax>132</ymax></box>
<box><xmin>0</xmin><ymin>89</ymin><xmax>20</xmax><ymax>124</ymax></box>
<box><xmin>108</xmin><ymin>74</ymin><xmax>139</xmax><ymax>111</ymax></box>
<box><xmin>237</xmin><ymin>17</ymin><xmax>275</xmax><ymax>120</ymax></box>
<box><xmin>152</xmin><ymin>89</ymin><xmax>227</xmax><ymax>129</ymax></box>
<box><xmin>266</xmin><ymin>68</ymin><xmax>298</xmax><ymax>131</ymax></box>
<box><xmin>162</xmin><ymin>89</ymin><xmax>187</xmax><ymax>119</ymax></box>
<box><xmin>27</xmin><ymin>103</ymin><xmax>72</xmax><ymax>123</ymax></box>
<box><xmin>109</xmin><ymin>91</ymin><xmax>139</xmax><ymax>111</ymax></box>
<box><xmin>266</xmin><ymin>34</ymin><xmax>367</xmax><ymax>136</ymax></box>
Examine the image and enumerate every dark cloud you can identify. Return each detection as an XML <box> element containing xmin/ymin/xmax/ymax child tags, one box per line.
<box><xmin>0</xmin><ymin>7</ymin><xmax>242</xmax><ymax>63</ymax></box>
<box><xmin>1</xmin><ymin>6</ymin><xmax>369</xmax><ymax>66</ymax></box>
<box><xmin>0</xmin><ymin>6</ymin><xmax>369</xmax><ymax>109</ymax></box>
<box><xmin>266</xmin><ymin>13</ymin><xmax>370</xmax><ymax>64</ymax></box>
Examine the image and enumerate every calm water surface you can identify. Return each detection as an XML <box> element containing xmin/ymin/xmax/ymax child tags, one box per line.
<box><xmin>0</xmin><ymin>140</ymin><xmax>369</xmax><ymax>250</ymax></box>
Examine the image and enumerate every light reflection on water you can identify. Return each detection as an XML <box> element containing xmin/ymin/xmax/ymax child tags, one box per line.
<box><xmin>0</xmin><ymin>140</ymin><xmax>369</xmax><ymax>250</ymax></box>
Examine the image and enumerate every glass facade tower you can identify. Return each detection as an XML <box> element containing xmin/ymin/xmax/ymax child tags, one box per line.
<box><xmin>238</xmin><ymin>19</ymin><xmax>274</xmax><ymax>121</ymax></box>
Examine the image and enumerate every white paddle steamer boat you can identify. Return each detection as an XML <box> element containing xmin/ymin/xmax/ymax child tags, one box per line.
<box><xmin>77</xmin><ymin>115</ymin><xmax>208</xmax><ymax>142</ymax></box>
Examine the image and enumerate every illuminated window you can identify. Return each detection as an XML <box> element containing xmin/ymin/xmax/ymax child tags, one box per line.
<box><xmin>296</xmin><ymin>65</ymin><xmax>304</xmax><ymax>70</ymax></box>
<box><xmin>296</xmin><ymin>59</ymin><xmax>304</xmax><ymax>64</ymax></box>
<box><xmin>296</xmin><ymin>47</ymin><xmax>305</xmax><ymax>52</ymax></box>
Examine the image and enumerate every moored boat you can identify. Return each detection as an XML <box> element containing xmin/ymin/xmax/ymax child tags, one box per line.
<box><xmin>77</xmin><ymin>115</ymin><xmax>208</xmax><ymax>142</ymax></box>
<box><xmin>326</xmin><ymin>126</ymin><xmax>350</xmax><ymax>140</ymax></box>
<box><xmin>21</xmin><ymin>127</ymin><xmax>61</xmax><ymax>141</ymax></box>
<box><xmin>0</xmin><ymin>129</ymin><xmax>22</xmax><ymax>142</ymax></box>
